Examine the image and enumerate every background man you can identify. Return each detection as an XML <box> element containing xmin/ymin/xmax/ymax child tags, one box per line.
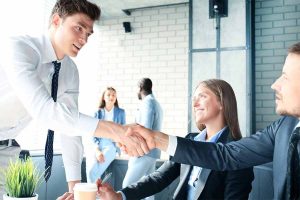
<box><xmin>122</xmin><ymin>78</ymin><xmax>163</xmax><ymax>200</ymax></box>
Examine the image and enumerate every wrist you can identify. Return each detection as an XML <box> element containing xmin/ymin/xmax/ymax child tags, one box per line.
<box><xmin>68</xmin><ymin>180</ymin><xmax>80</xmax><ymax>192</ymax></box>
<box><xmin>153</xmin><ymin>131</ymin><xmax>169</xmax><ymax>151</ymax></box>
<box><xmin>96</xmin><ymin>121</ymin><xmax>124</xmax><ymax>142</ymax></box>
<box><xmin>116</xmin><ymin>191</ymin><xmax>123</xmax><ymax>200</ymax></box>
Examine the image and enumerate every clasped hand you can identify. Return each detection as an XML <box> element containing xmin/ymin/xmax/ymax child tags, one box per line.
<box><xmin>118</xmin><ymin>124</ymin><xmax>156</xmax><ymax>157</ymax></box>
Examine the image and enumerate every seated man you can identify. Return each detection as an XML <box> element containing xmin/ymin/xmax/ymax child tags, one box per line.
<box><xmin>97</xmin><ymin>79</ymin><xmax>254</xmax><ymax>200</ymax></box>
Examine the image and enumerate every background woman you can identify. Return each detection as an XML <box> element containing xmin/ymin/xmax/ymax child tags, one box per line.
<box><xmin>85</xmin><ymin>87</ymin><xmax>125</xmax><ymax>183</ymax></box>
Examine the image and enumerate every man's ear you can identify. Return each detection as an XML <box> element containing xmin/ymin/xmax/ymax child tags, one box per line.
<box><xmin>51</xmin><ymin>13</ymin><xmax>61</xmax><ymax>28</ymax></box>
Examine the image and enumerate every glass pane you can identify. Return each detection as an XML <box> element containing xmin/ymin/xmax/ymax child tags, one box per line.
<box><xmin>221</xmin><ymin>1</ymin><xmax>246</xmax><ymax>47</ymax></box>
<box><xmin>190</xmin><ymin>52</ymin><xmax>216</xmax><ymax>132</ymax></box>
<box><xmin>192</xmin><ymin>0</ymin><xmax>216</xmax><ymax>49</ymax></box>
<box><xmin>220</xmin><ymin>50</ymin><xmax>248</xmax><ymax>136</ymax></box>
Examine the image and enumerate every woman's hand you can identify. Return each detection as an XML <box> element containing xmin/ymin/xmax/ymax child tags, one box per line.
<box><xmin>95</xmin><ymin>149</ymin><xmax>105</xmax><ymax>163</ymax></box>
<box><xmin>96</xmin><ymin>179</ymin><xmax>122</xmax><ymax>200</ymax></box>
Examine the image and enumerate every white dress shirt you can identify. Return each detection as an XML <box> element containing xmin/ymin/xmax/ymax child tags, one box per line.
<box><xmin>0</xmin><ymin>34</ymin><xmax>98</xmax><ymax>181</ymax></box>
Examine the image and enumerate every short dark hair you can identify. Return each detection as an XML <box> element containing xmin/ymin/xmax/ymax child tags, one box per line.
<box><xmin>138</xmin><ymin>78</ymin><xmax>152</xmax><ymax>95</ymax></box>
<box><xmin>288</xmin><ymin>42</ymin><xmax>300</xmax><ymax>55</ymax></box>
<box><xmin>50</xmin><ymin>0</ymin><xmax>101</xmax><ymax>21</ymax></box>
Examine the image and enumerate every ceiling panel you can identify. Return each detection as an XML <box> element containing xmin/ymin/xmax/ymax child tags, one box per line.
<box><xmin>90</xmin><ymin>0</ymin><xmax>188</xmax><ymax>18</ymax></box>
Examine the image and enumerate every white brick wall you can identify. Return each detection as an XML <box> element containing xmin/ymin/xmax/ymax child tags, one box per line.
<box><xmin>89</xmin><ymin>4</ymin><xmax>189</xmax><ymax>138</ymax></box>
<box><xmin>255</xmin><ymin>0</ymin><xmax>300</xmax><ymax>129</ymax></box>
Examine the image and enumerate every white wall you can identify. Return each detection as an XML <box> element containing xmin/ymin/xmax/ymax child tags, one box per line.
<box><xmin>77</xmin><ymin>3</ymin><xmax>189</xmax><ymax>140</ymax></box>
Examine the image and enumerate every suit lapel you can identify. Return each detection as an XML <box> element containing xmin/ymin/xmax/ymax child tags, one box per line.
<box><xmin>98</xmin><ymin>109</ymin><xmax>105</xmax><ymax>120</ymax></box>
<box><xmin>193</xmin><ymin>168</ymin><xmax>212</xmax><ymax>199</ymax></box>
<box><xmin>173</xmin><ymin>164</ymin><xmax>191</xmax><ymax>198</ymax></box>
<box><xmin>113</xmin><ymin>107</ymin><xmax>118</xmax><ymax>122</ymax></box>
<box><xmin>193</xmin><ymin>128</ymin><xmax>231</xmax><ymax>199</ymax></box>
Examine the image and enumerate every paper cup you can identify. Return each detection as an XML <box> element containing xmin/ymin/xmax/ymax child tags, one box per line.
<box><xmin>74</xmin><ymin>183</ymin><xmax>97</xmax><ymax>200</ymax></box>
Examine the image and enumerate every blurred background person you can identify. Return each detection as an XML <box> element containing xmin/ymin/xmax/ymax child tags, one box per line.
<box><xmin>85</xmin><ymin>87</ymin><xmax>125</xmax><ymax>183</ymax></box>
<box><xmin>122</xmin><ymin>78</ymin><xmax>163</xmax><ymax>200</ymax></box>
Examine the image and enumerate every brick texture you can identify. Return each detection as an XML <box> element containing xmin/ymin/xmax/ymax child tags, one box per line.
<box><xmin>255</xmin><ymin>0</ymin><xmax>300</xmax><ymax>129</ymax></box>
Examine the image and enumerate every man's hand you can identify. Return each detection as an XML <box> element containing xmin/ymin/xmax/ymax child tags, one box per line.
<box><xmin>126</xmin><ymin>124</ymin><xmax>156</xmax><ymax>149</ymax></box>
<box><xmin>56</xmin><ymin>192</ymin><xmax>74</xmax><ymax>200</ymax></box>
<box><xmin>96</xmin><ymin>179</ymin><xmax>122</xmax><ymax>200</ymax></box>
<box><xmin>117</xmin><ymin>125</ymin><xmax>156</xmax><ymax>155</ymax></box>
<box><xmin>95</xmin><ymin>121</ymin><xmax>150</xmax><ymax>157</ymax></box>
<box><xmin>122</xmin><ymin>124</ymin><xmax>169</xmax><ymax>152</ymax></box>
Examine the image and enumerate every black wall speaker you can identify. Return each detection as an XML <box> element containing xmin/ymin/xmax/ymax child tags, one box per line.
<box><xmin>209</xmin><ymin>0</ymin><xmax>228</xmax><ymax>19</ymax></box>
<box><xmin>123</xmin><ymin>22</ymin><xmax>131</xmax><ymax>33</ymax></box>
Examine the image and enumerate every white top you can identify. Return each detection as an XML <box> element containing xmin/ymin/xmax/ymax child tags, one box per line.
<box><xmin>104</xmin><ymin>107</ymin><xmax>114</xmax><ymax>122</ymax></box>
<box><xmin>0</xmin><ymin>34</ymin><xmax>99</xmax><ymax>181</ymax></box>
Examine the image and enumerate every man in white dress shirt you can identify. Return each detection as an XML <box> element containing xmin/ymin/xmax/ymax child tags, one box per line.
<box><xmin>0</xmin><ymin>0</ymin><xmax>148</xmax><ymax>197</ymax></box>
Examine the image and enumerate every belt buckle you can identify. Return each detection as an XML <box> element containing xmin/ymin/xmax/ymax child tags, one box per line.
<box><xmin>0</xmin><ymin>139</ymin><xmax>9</xmax><ymax>146</ymax></box>
<box><xmin>0</xmin><ymin>139</ymin><xmax>19</xmax><ymax>148</ymax></box>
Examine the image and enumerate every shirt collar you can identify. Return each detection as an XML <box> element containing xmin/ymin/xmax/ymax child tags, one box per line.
<box><xmin>194</xmin><ymin>126</ymin><xmax>228</xmax><ymax>143</ymax></box>
<box><xmin>296</xmin><ymin>120</ymin><xmax>300</xmax><ymax>128</ymax></box>
<box><xmin>40</xmin><ymin>34</ymin><xmax>57</xmax><ymax>64</ymax></box>
<box><xmin>143</xmin><ymin>93</ymin><xmax>154</xmax><ymax>100</ymax></box>
<box><xmin>294</xmin><ymin>120</ymin><xmax>300</xmax><ymax>130</ymax></box>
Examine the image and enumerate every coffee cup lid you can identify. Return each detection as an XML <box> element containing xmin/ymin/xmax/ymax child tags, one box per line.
<box><xmin>73</xmin><ymin>183</ymin><xmax>97</xmax><ymax>192</ymax></box>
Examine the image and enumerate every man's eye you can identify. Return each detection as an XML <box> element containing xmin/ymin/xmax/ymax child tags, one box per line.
<box><xmin>75</xmin><ymin>26</ymin><xmax>82</xmax><ymax>32</ymax></box>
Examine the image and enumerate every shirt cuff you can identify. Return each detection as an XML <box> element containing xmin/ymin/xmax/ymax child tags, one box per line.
<box><xmin>77</xmin><ymin>113</ymin><xmax>98</xmax><ymax>136</ymax></box>
<box><xmin>64</xmin><ymin>164</ymin><xmax>81</xmax><ymax>182</ymax></box>
<box><xmin>166</xmin><ymin>135</ymin><xmax>177</xmax><ymax>156</ymax></box>
<box><xmin>118</xmin><ymin>191</ymin><xmax>126</xmax><ymax>200</ymax></box>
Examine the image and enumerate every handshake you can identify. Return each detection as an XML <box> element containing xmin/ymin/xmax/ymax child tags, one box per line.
<box><xmin>108</xmin><ymin>123</ymin><xmax>169</xmax><ymax>157</ymax></box>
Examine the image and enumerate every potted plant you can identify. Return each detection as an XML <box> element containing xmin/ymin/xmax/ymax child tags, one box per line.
<box><xmin>2</xmin><ymin>158</ymin><xmax>42</xmax><ymax>200</ymax></box>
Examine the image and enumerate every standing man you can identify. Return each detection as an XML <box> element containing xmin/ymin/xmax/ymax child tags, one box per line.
<box><xmin>122</xmin><ymin>78</ymin><xmax>163</xmax><ymax>200</ymax></box>
<box><xmin>128</xmin><ymin>43</ymin><xmax>300</xmax><ymax>199</ymax></box>
<box><xmin>0</xmin><ymin>0</ymin><xmax>147</xmax><ymax>197</ymax></box>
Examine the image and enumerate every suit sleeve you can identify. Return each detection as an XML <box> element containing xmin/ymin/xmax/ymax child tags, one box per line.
<box><xmin>121</xmin><ymin>160</ymin><xmax>180</xmax><ymax>200</ymax></box>
<box><xmin>170</xmin><ymin>117</ymin><xmax>285</xmax><ymax>170</ymax></box>
<box><xmin>223</xmin><ymin>167</ymin><xmax>254</xmax><ymax>200</ymax></box>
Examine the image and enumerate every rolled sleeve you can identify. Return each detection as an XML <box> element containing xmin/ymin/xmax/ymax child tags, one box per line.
<box><xmin>77</xmin><ymin>113</ymin><xmax>99</xmax><ymax>136</ymax></box>
<box><xmin>60</xmin><ymin>134</ymin><xmax>83</xmax><ymax>181</ymax></box>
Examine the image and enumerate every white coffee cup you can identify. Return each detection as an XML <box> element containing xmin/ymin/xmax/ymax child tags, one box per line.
<box><xmin>74</xmin><ymin>183</ymin><xmax>97</xmax><ymax>200</ymax></box>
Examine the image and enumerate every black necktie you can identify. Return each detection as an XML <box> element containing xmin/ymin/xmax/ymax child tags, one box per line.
<box><xmin>286</xmin><ymin>127</ymin><xmax>300</xmax><ymax>200</ymax></box>
<box><xmin>44</xmin><ymin>61</ymin><xmax>61</xmax><ymax>182</ymax></box>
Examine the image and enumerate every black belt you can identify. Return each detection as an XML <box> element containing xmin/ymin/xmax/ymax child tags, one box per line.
<box><xmin>0</xmin><ymin>139</ymin><xmax>20</xmax><ymax>147</ymax></box>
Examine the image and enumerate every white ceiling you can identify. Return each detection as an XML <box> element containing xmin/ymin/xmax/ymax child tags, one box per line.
<box><xmin>90</xmin><ymin>0</ymin><xmax>188</xmax><ymax>19</ymax></box>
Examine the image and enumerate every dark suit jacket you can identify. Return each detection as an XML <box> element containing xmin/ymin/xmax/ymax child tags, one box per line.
<box><xmin>170</xmin><ymin>116</ymin><xmax>299</xmax><ymax>200</ymax></box>
<box><xmin>121</xmin><ymin>128</ymin><xmax>254</xmax><ymax>200</ymax></box>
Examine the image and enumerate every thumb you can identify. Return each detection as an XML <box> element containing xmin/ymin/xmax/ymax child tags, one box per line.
<box><xmin>125</xmin><ymin>127</ymin><xmax>133</xmax><ymax>136</ymax></box>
